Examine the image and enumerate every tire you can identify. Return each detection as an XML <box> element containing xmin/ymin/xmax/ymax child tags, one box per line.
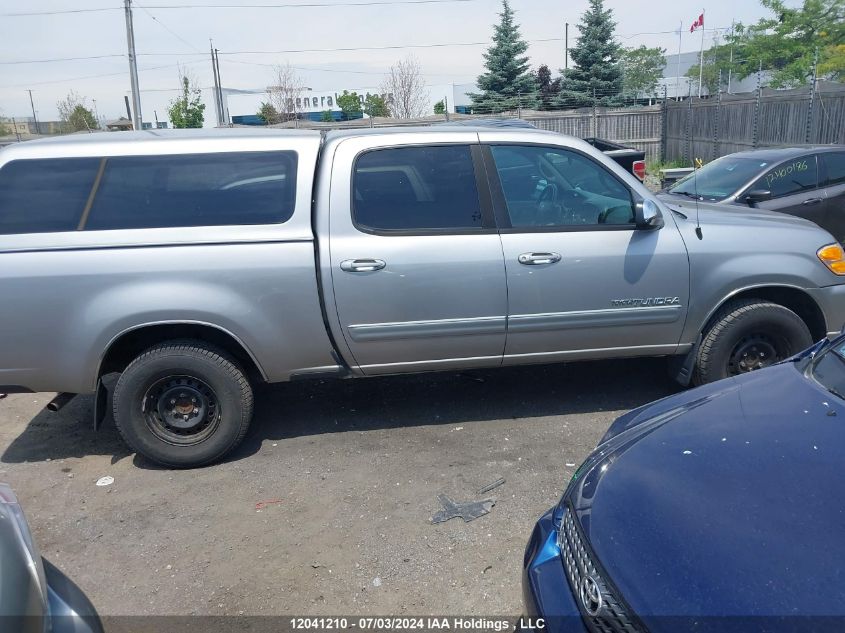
<box><xmin>112</xmin><ymin>340</ymin><xmax>254</xmax><ymax>468</ymax></box>
<box><xmin>693</xmin><ymin>299</ymin><xmax>812</xmax><ymax>386</ymax></box>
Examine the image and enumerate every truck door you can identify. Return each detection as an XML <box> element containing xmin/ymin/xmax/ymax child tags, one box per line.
<box><xmin>324</xmin><ymin>139</ymin><xmax>508</xmax><ymax>375</ymax></box>
<box><xmin>820</xmin><ymin>151</ymin><xmax>845</xmax><ymax>243</ymax></box>
<box><xmin>481</xmin><ymin>140</ymin><xmax>690</xmax><ymax>364</ymax></box>
<box><xmin>744</xmin><ymin>155</ymin><xmax>826</xmax><ymax>232</ymax></box>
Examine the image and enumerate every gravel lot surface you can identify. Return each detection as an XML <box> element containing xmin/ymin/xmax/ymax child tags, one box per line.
<box><xmin>0</xmin><ymin>358</ymin><xmax>680</xmax><ymax>618</ymax></box>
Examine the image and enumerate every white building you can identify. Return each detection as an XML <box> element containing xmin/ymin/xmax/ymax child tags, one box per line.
<box><xmin>659</xmin><ymin>50</ymin><xmax>763</xmax><ymax>99</ymax></box>
<box><xmin>222</xmin><ymin>82</ymin><xmax>479</xmax><ymax>124</ymax></box>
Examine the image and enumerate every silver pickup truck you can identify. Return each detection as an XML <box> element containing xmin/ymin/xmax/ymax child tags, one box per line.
<box><xmin>2</xmin><ymin>127</ymin><xmax>845</xmax><ymax>467</ymax></box>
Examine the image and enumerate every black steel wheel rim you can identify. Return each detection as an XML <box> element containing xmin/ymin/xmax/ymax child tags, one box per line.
<box><xmin>142</xmin><ymin>375</ymin><xmax>220</xmax><ymax>445</ymax></box>
<box><xmin>727</xmin><ymin>334</ymin><xmax>783</xmax><ymax>376</ymax></box>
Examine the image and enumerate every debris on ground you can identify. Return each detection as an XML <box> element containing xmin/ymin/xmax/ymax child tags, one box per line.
<box><xmin>0</xmin><ymin>394</ymin><xmax>6</xmax><ymax>400</ymax></box>
<box><xmin>431</xmin><ymin>494</ymin><xmax>495</xmax><ymax>524</ymax></box>
<box><xmin>476</xmin><ymin>477</ymin><xmax>505</xmax><ymax>495</ymax></box>
<box><xmin>372</xmin><ymin>577</ymin><xmax>382</xmax><ymax>587</ymax></box>
<box><xmin>255</xmin><ymin>499</ymin><xmax>283</xmax><ymax>510</ymax></box>
<box><xmin>95</xmin><ymin>476</ymin><xmax>114</xmax><ymax>487</ymax></box>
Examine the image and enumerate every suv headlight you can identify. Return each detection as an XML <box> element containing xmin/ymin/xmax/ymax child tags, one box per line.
<box><xmin>818</xmin><ymin>243</ymin><xmax>845</xmax><ymax>275</ymax></box>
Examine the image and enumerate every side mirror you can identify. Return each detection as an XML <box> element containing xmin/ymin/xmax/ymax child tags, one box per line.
<box><xmin>634</xmin><ymin>199</ymin><xmax>664</xmax><ymax>230</ymax></box>
<box><xmin>744</xmin><ymin>189</ymin><xmax>772</xmax><ymax>205</ymax></box>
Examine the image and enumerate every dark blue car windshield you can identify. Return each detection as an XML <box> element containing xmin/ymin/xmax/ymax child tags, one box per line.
<box><xmin>668</xmin><ymin>156</ymin><xmax>772</xmax><ymax>201</ymax></box>
<box><xmin>811</xmin><ymin>344</ymin><xmax>845</xmax><ymax>401</ymax></box>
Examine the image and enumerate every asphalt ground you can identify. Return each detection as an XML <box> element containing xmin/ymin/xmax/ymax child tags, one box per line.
<box><xmin>0</xmin><ymin>357</ymin><xmax>680</xmax><ymax>621</ymax></box>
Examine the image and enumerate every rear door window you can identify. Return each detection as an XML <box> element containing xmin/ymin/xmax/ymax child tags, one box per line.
<box><xmin>83</xmin><ymin>151</ymin><xmax>297</xmax><ymax>230</ymax></box>
<box><xmin>822</xmin><ymin>152</ymin><xmax>845</xmax><ymax>187</ymax></box>
<box><xmin>352</xmin><ymin>145</ymin><xmax>483</xmax><ymax>232</ymax></box>
<box><xmin>755</xmin><ymin>155</ymin><xmax>818</xmax><ymax>198</ymax></box>
<box><xmin>0</xmin><ymin>158</ymin><xmax>101</xmax><ymax>234</ymax></box>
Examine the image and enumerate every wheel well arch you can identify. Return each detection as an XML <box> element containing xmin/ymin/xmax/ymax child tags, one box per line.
<box><xmin>98</xmin><ymin>322</ymin><xmax>267</xmax><ymax>384</ymax></box>
<box><xmin>702</xmin><ymin>286</ymin><xmax>827</xmax><ymax>342</ymax></box>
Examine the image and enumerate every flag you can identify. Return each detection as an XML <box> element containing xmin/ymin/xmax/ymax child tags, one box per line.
<box><xmin>690</xmin><ymin>13</ymin><xmax>704</xmax><ymax>33</ymax></box>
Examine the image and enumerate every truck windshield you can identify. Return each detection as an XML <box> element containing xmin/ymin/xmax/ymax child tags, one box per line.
<box><xmin>668</xmin><ymin>156</ymin><xmax>771</xmax><ymax>202</ymax></box>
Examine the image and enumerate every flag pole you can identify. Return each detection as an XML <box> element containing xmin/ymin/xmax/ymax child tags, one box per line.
<box><xmin>698</xmin><ymin>9</ymin><xmax>705</xmax><ymax>98</ymax></box>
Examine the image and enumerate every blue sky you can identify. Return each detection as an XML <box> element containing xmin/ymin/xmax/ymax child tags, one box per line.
<box><xmin>0</xmin><ymin>0</ymin><xmax>798</xmax><ymax>123</ymax></box>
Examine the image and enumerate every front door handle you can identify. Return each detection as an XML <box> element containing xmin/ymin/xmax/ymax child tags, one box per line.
<box><xmin>518</xmin><ymin>252</ymin><xmax>562</xmax><ymax>266</ymax></box>
<box><xmin>340</xmin><ymin>259</ymin><xmax>386</xmax><ymax>273</ymax></box>
<box><xmin>803</xmin><ymin>198</ymin><xmax>823</xmax><ymax>206</ymax></box>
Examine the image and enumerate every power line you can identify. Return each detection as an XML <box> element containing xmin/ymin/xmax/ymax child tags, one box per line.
<box><xmin>222</xmin><ymin>57</ymin><xmax>471</xmax><ymax>78</ymax></box>
<box><xmin>2</xmin><ymin>0</ymin><xmax>480</xmax><ymax>17</ymax></box>
<box><xmin>135</xmin><ymin>2</ymin><xmax>203</xmax><ymax>52</ymax></box>
<box><xmin>0</xmin><ymin>55</ymin><xmax>125</xmax><ymax>65</ymax></box>
<box><xmin>0</xmin><ymin>27</ymin><xmax>743</xmax><ymax>65</ymax></box>
<box><xmin>0</xmin><ymin>60</ymin><xmax>205</xmax><ymax>89</ymax></box>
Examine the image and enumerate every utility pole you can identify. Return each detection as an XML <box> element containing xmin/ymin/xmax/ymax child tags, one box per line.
<box><xmin>124</xmin><ymin>0</ymin><xmax>142</xmax><ymax>130</ymax></box>
<box><xmin>444</xmin><ymin>96</ymin><xmax>449</xmax><ymax>122</ymax></box>
<box><xmin>752</xmin><ymin>60</ymin><xmax>762</xmax><ymax>149</ymax></box>
<box><xmin>214</xmin><ymin>48</ymin><xmax>226</xmax><ymax>125</ymax></box>
<box><xmin>27</xmin><ymin>90</ymin><xmax>40</xmax><ymax>135</ymax></box>
<box><xmin>727</xmin><ymin>19</ymin><xmax>735</xmax><ymax>94</ymax></box>
<box><xmin>210</xmin><ymin>40</ymin><xmax>223</xmax><ymax>126</ymax></box>
<box><xmin>676</xmin><ymin>21</ymin><xmax>683</xmax><ymax>102</ymax></box>
<box><xmin>698</xmin><ymin>8</ymin><xmax>706</xmax><ymax>98</ymax></box>
<box><xmin>564</xmin><ymin>23</ymin><xmax>569</xmax><ymax>71</ymax></box>
<box><xmin>806</xmin><ymin>47</ymin><xmax>818</xmax><ymax>144</ymax></box>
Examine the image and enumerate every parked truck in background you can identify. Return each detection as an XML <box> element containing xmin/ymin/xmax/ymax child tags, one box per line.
<box><xmin>2</xmin><ymin>127</ymin><xmax>845</xmax><ymax>467</ymax></box>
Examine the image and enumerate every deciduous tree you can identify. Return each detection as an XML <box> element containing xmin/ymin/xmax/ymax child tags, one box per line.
<box><xmin>729</xmin><ymin>0</ymin><xmax>845</xmax><ymax>88</ymax></box>
<box><xmin>364</xmin><ymin>93</ymin><xmax>389</xmax><ymax>117</ymax></box>
<box><xmin>168</xmin><ymin>73</ymin><xmax>205</xmax><ymax>128</ymax></box>
<box><xmin>337</xmin><ymin>90</ymin><xmax>363</xmax><ymax>120</ymax></box>
<box><xmin>535</xmin><ymin>64</ymin><xmax>561</xmax><ymax>110</ymax></box>
<box><xmin>57</xmin><ymin>91</ymin><xmax>99</xmax><ymax>132</ymax></box>
<box><xmin>621</xmin><ymin>45</ymin><xmax>666</xmax><ymax>97</ymax></box>
<box><xmin>382</xmin><ymin>55</ymin><xmax>429</xmax><ymax>118</ymax></box>
<box><xmin>266</xmin><ymin>63</ymin><xmax>306</xmax><ymax>122</ymax></box>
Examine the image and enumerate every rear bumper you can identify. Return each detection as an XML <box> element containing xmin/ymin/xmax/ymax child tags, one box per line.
<box><xmin>522</xmin><ymin>507</ymin><xmax>588</xmax><ymax>633</ymax></box>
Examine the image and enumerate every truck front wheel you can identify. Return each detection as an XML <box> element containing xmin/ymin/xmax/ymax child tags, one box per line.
<box><xmin>694</xmin><ymin>299</ymin><xmax>812</xmax><ymax>385</ymax></box>
<box><xmin>112</xmin><ymin>341</ymin><xmax>254</xmax><ymax>468</ymax></box>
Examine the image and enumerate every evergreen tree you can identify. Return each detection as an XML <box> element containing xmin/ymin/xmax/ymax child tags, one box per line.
<box><xmin>470</xmin><ymin>0</ymin><xmax>538</xmax><ymax>113</ymax></box>
<box><xmin>557</xmin><ymin>0</ymin><xmax>623</xmax><ymax>108</ymax></box>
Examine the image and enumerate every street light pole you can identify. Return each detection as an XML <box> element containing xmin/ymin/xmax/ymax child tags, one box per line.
<box><xmin>27</xmin><ymin>90</ymin><xmax>40</xmax><ymax>135</ymax></box>
<box><xmin>124</xmin><ymin>0</ymin><xmax>142</xmax><ymax>130</ymax></box>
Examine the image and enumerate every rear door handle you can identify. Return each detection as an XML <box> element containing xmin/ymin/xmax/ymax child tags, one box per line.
<box><xmin>340</xmin><ymin>259</ymin><xmax>386</xmax><ymax>273</ymax></box>
<box><xmin>518</xmin><ymin>252</ymin><xmax>562</xmax><ymax>266</ymax></box>
<box><xmin>803</xmin><ymin>198</ymin><xmax>823</xmax><ymax>206</ymax></box>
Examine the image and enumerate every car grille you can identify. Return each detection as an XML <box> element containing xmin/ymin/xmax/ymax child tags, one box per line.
<box><xmin>558</xmin><ymin>509</ymin><xmax>645</xmax><ymax>633</ymax></box>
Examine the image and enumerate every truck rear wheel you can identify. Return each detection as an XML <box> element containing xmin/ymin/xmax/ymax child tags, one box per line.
<box><xmin>112</xmin><ymin>341</ymin><xmax>254</xmax><ymax>468</ymax></box>
<box><xmin>693</xmin><ymin>299</ymin><xmax>812</xmax><ymax>385</ymax></box>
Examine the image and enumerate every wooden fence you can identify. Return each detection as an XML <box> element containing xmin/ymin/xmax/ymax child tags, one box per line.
<box><xmin>523</xmin><ymin>107</ymin><xmax>663</xmax><ymax>161</ymax></box>
<box><xmin>665</xmin><ymin>81</ymin><xmax>845</xmax><ymax>164</ymax></box>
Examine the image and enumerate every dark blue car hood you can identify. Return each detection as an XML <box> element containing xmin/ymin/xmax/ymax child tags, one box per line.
<box><xmin>570</xmin><ymin>362</ymin><xmax>845</xmax><ymax>621</ymax></box>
